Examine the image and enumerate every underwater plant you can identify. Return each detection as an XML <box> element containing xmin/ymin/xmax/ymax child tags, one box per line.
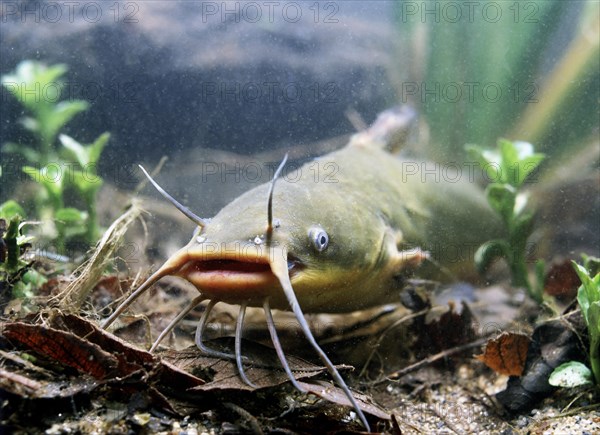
<box><xmin>549</xmin><ymin>257</ymin><xmax>600</xmax><ymax>387</ymax></box>
<box><xmin>1</xmin><ymin>60</ymin><xmax>88</xmax><ymax>165</ymax></box>
<box><xmin>0</xmin><ymin>206</ymin><xmax>46</xmax><ymax>299</ymax></box>
<box><xmin>466</xmin><ymin>139</ymin><xmax>546</xmax><ymax>302</ymax></box>
<box><xmin>393</xmin><ymin>1</ymin><xmax>599</xmax><ymax>162</ymax></box>
<box><xmin>1</xmin><ymin>60</ymin><xmax>109</xmax><ymax>252</ymax></box>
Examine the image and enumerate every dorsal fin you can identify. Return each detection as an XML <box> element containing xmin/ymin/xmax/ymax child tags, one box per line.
<box><xmin>348</xmin><ymin>105</ymin><xmax>417</xmax><ymax>153</ymax></box>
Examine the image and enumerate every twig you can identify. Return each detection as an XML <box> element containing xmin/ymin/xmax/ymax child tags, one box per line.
<box><xmin>368</xmin><ymin>337</ymin><xmax>488</xmax><ymax>386</ymax></box>
<box><xmin>223</xmin><ymin>401</ymin><xmax>264</xmax><ymax>435</ymax></box>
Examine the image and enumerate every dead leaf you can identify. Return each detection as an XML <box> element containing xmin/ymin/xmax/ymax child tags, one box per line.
<box><xmin>2</xmin><ymin>322</ymin><xmax>119</xmax><ymax>379</ymax></box>
<box><xmin>544</xmin><ymin>259</ymin><xmax>581</xmax><ymax>300</ymax></box>
<box><xmin>297</xmin><ymin>380</ymin><xmax>391</xmax><ymax>420</ymax></box>
<box><xmin>476</xmin><ymin>332</ymin><xmax>530</xmax><ymax>376</ymax></box>
<box><xmin>418</xmin><ymin>301</ymin><xmax>476</xmax><ymax>357</ymax></box>
<box><xmin>49</xmin><ymin>313</ymin><xmax>205</xmax><ymax>390</ymax></box>
<box><xmin>162</xmin><ymin>338</ymin><xmax>347</xmax><ymax>391</ymax></box>
<box><xmin>496</xmin><ymin>314</ymin><xmax>586</xmax><ymax>412</ymax></box>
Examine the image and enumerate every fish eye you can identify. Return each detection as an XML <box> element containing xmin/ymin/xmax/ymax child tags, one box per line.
<box><xmin>308</xmin><ymin>227</ymin><xmax>329</xmax><ymax>252</ymax></box>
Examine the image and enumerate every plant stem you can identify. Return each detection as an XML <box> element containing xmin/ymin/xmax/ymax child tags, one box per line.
<box><xmin>592</xmin><ymin>338</ymin><xmax>600</xmax><ymax>385</ymax></box>
<box><xmin>5</xmin><ymin>216</ymin><xmax>21</xmax><ymax>271</ymax></box>
<box><xmin>86</xmin><ymin>195</ymin><xmax>98</xmax><ymax>245</ymax></box>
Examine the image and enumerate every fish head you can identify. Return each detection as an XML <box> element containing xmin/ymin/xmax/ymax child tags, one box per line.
<box><xmin>161</xmin><ymin>177</ymin><xmax>414</xmax><ymax>313</ymax></box>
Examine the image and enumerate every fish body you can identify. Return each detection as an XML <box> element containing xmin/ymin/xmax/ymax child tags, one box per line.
<box><xmin>104</xmin><ymin>107</ymin><xmax>503</xmax><ymax>430</ymax></box>
<box><xmin>163</xmin><ymin>126</ymin><xmax>501</xmax><ymax>312</ymax></box>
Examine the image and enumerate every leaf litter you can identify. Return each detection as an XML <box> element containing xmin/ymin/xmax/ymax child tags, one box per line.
<box><xmin>2</xmin><ymin>173</ymin><xmax>599</xmax><ymax>433</ymax></box>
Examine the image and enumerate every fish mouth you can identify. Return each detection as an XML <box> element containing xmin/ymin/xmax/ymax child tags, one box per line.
<box><xmin>174</xmin><ymin>252</ymin><xmax>304</xmax><ymax>300</ymax></box>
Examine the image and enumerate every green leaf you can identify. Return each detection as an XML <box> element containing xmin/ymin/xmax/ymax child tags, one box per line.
<box><xmin>60</xmin><ymin>132</ymin><xmax>109</xmax><ymax>170</ymax></box>
<box><xmin>574</xmin><ymin>261</ymin><xmax>600</xmax><ymax>304</ymax></box>
<box><xmin>19</xmin><ymin>116</ymin><xmax>40</xmax><ymax>134</ymax></box>
<box><xmin>511</xmin><ymin>213</ymin><xmax>535</xmax><ymax>245</ymax></box>
<box><xmin>574</xmin><ymin>260</ymin><xmax>600</xmax><ymax>328</ymax></box>
<box><xmin>71</xmin><ymin>169</ymin><xmax>103</xmax><ymax>196</ymax></box>
<box><xmin>497</xmin><ymin>139</ymin><xmax>545</xmax><ymax>187</ymax></box>
<box><xmin>21</xmin><ymin>269</ymin><xmax>47</xmax><ymax>287</ymax></box>
<box><xmin>88</xmin><ymin>132</ymin><xmax>110</xmax><ymax>166</ymax></box>
<box><xmin>0</xmin><ymin>200</ymin><xmax>26</xmax><ymax>220</ymax></box>
<box><xmin>22</xmin><ymin>165</ymin><xmax>64</xmax><ymax>199</ymax></box>
<box><xmin>55</xmin><ymin>207</ymin><xmax>86</xmax><ymax>224</ymax></box>
<box><xmin>474</xmin><ymin>240</ymin><xmax>511</xmax><ymax>274</ymax></box>
<box><xmin>2</xmin><ymin>142</ymin><xmax>42</xmax><ymax>163</ymax></box>
<box><xmin>465</xmin><ymin>144</ymin><xmax>503</xmax><ymax>182</ymax></box>
<box><xmin>485</xmin><ymin>183</ymin><xmax>516</xmax><ymax>222</ymax></box>
<box><xmin>549</xmin><ymin>361</ymin><xmax>593</xmax><ymax>387</ymax></box>
<box><xmin>1</xmin><ymin>61</ymin><xmax>68</xmax><ymax>113</ymax></box>
<box><xmin>516</xmin><ymin>154</ymin><xmax>545</xmax><ymax>185</ymax></box>
<box><xmin>582</xmin><ymin>255</ymin><xmax>600</xmax><ymax>277</ymax></box>
<box><xmin>44</xmin><ymin>100</ymin><xmax>88</xmax><ymax>142</ymax></box>
<box><xmin>578</xmin><ymin>283</ymin><xmax>591</xmax><ymax>326</ymax></box>
<box><xmin>59</xmin><ymin>134</ymin><xmax>87</xmax><ymax>167</ymax></box>
<box><xmin>499</xmin><ymin>137</ymin><xmax>521</xmax><ymax>160</ymax></box>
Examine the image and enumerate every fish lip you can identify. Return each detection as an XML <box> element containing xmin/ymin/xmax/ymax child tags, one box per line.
<box><xmin>173</xmin><ymin>250</ymin><xmax>304</xmax><ymax>299</ymax></box>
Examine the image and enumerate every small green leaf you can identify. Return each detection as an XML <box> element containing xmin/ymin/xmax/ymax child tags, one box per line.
<box><xmin>55</xmin><ymin>207</ymin><xmax>86</xmax><ymax>224</ymax></box>
<box><xmin>1</xmin><ymin>61</ymin><xmax>68</xmax><ymax>113</ymax></box>
<box><xmin>59</xmin><ymin>134</ymin><xmax>87</xmax><ymax>167</ymax></box>
<box><xmin>574</xmin><ymin>261</ymin><xmax>600</xmax><ymax>304</ymax></box>
<box><xmin>496</xmin><ymin>139</ymin><xmax>545</xmax><ymax>187</ymax></box>
<box><xmin>0</xmin><ymin>200</ymin><xmax>26</xmax><ymax>220</ymax></box>
<box><xmin>19</xmin><ymin>116</ymin><xmax>40</xmax><ymax>133</ymax></box>
<box><xmin>23</xmin><ymin>165</ymin><xmax>65</xmax><ymax>205</ymax></box>
<box><xmin>71</xmin><ymin>169</ymin><xmax>103</xmax><ymax>196</ymax></box>
<box><xmin>45</xmin><ymin>100</ymin><xmax>88</xmax><ymax>141</ymax></box>
<box><xmin>512</xmin><ymin>213</ymin><xmax>535</xmax><ymax>244</ymax></box>
<box><xmin>578</xmin><ymin>283</ymin><xmax>591</xmax><ymax>325</ymax></box>
<box><xmin>485</xmin><ymin>183</ymin><xmax>516</xmax><ymax>222</ymax></box>
<box><xmin>60</xmin><ymin>132</ymin><xmax>109</xmax><ymax>170</ymax></box>
<box><xmin>549</xmin><ymin>361</ymin><xmax>593</xmax><ymax>387</ymax></box>
<box><xmin>513</xmin><ymin>141</ymin><xmax>537</xmax><ymax>160</ymax></box>
<box><xmin>582</xmin><ymin>255</ymin><xmax>600</xmax><ymax>277</ymax></box>
<box><xmin>465</xmin><ymin>144</ymin><xmax>501</xmax><ymax>182</ymax></box>
<box><xmin>515</xmin><ymin>154</ymin><xmax>545</xmax><ymax>185</ymax></box>
<box><xmin>21</xmin><ymin>269</ymin><xmax>47</xmax><ymax>287</ymax></box>
<box><xmin>2</xmin><ymin>142</ymin><xmax>41</xmax><ymax>163</ymax></box>
<box><xmin>474</xmin><ymin>240</ymin><xmax>511</xmax><ymax>274</ymax></box>
<box><xmin>88</xmin><ymin>132</ymin><xmax>110</xmax><ymax>166</ymax></box>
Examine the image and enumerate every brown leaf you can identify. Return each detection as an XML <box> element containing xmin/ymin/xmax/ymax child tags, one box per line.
<box><xmin>418</xmin><ymin>301</ymin><xmax>476</xmax><ymax>357</ymax></box>
<box><xmin>50</xmin><ymin>313</ymin><xmax>205</xmax><ymax>390</ymax></box>
<box><xmin>162</xmin><ymin>338</ymin><xmax>346</xmax><ymax>391</ymax></box>
<box><xmin>297</xmin><ymin>380</ymin><xmax>391</xmax><ymax>421</ymax></box>
<box><xmin>476</xmin><ymin>332</ymin><xmax>530</xmax><ymax>376</ymax></box>
<box><xmin>2</xmin><ymin>322</ymin><xmax>118</xmax><ymax>379</ymax></box>
<box><xmin>544</xmin><ymin>259</ymin><xmax>581</xmax><ymax>300</ymax></box>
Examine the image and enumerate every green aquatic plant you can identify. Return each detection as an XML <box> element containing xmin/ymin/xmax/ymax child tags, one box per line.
<box><xmin>0</xmin><ymin>209</ymin><xmax>46</xmax><ymax>299</ymax></box>
<box><xmin>466</xmin><ymin>139</ymin><xmax>546</xmax><ymax>302</ymax></box>
<box><xmin>59</xmin><ymin>132</ymin><xmax>109</xmax><ymax>244</ymax></box>
<box><xmin>572</xmin><ymin>256</ymin><xmax>600</xmax><ymax>385</ymax></box>
<box><xmin>1</xmin><ymin>60</ymin><xmax>88</xmax><ymax>165</ymax></box>
<box><xmin>549</xmin><ymin>256</ymin><xmax>600</xmax><ymax>387</ymax></box>
<box><xmin>2</xmin><ymin>60</ymin><xmax>109</xmax><ymax>252</ymax></box>
<box><xmin>393</xmin><ymin>1</ymin><xmax>599</xmax><ymax>162</ymax></box>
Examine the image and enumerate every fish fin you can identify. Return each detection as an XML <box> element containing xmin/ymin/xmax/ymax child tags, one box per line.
<box><xmin>381</xmin><ymin>226</ymin><xmax>429</xmax><ymax>281</ymax></box>
<box><xmin>348</xmin><ymin>105</ymin><xmax>417</xmax><ymax>153</ymax></box>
